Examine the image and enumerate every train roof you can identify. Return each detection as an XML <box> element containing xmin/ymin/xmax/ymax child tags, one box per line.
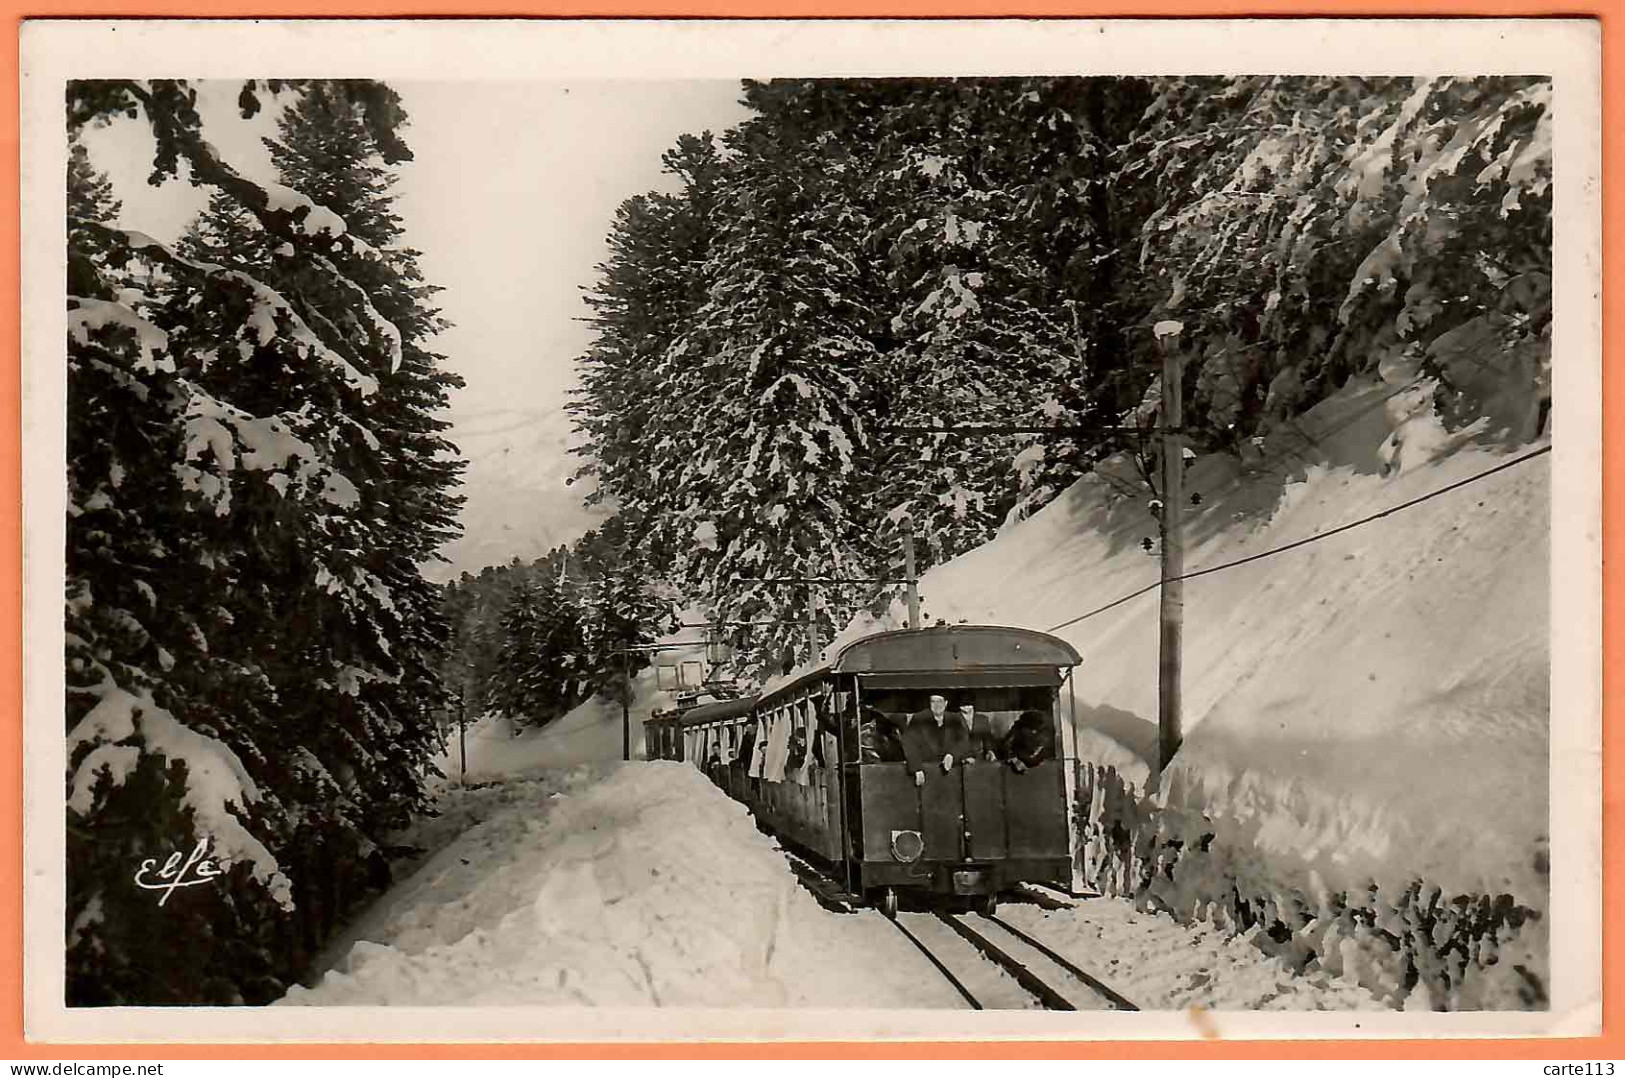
<box><xmin>833</xmin><ymin>624</ymin><xmax>1082</xmax><ymax>673</ymax></box>
<box><xmin>676</xmin><ymin>695</ymin><xmax>758</xmax><ymax>727</ymax></box>
<box><xmin>759</xmin><ymin>624</ymin><xmax>1083</xmax><ymax>704</ymax></box>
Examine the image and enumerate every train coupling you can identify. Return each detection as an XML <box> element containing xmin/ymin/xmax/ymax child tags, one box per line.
<box><xmin>950</xmin><ymin>864</ymin><xmax>993</xmax><ymax>896</ymax></box>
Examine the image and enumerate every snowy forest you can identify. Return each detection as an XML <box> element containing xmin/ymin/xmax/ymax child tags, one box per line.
<box><xmin>62</xmin><ymin>74</ymin><xmax>1552</xmax><ymax>1007</ymax></box>
<box><xmin>440</xmin><ymin>517</ymin><xmax>678</xmax><ymax>730</ymax></box>
<box><xmin>568</xmin><ymin>76</ymin><xmax>1553</xmax><ymax>677</ymax></box>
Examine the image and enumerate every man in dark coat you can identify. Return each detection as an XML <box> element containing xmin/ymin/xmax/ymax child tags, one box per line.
<box><xmin>1001</xmin><ymin>709</ymin><xmax>1056</xmax><ymax>773</ymax></box>
<box><xmin>734</xmin><ymin>722</ymin><xmax>757</xmax><ymax>771</ymax></box>
<box><xmin>956</xmin><ymin>703</ymin><xmax>999</xmax><ymax>762</ymax></box>
<box><xmin>902</xmin><ymin>694</ymin><xmax>973</xmax><ymax>787</ymax></box>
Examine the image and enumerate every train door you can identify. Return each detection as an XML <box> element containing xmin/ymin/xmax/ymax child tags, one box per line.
<box><xmin>960</xmin><ymin>758</ymin><xmax>1009</xmax><ymax>862</ymax></box>
<box><xmin>1056</xmin><ymin>673</ymin><xmax>1081</xmax><ymax>890</ymax></box>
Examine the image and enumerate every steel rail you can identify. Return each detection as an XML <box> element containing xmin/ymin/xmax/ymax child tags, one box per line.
<box><xmin>886</xmin><ymin>915</ymin><xmax>983</xmax><ymax>1010</ymax></box>
<box><xmin>934</xmin><ymin>912</ymin><xmax>1076</xmax><ymax>1011</ymax></box>
<box><xmin>981</xmin><ymin>912</ymin><xmax>1140</xmax><ymax>1011</ymax></box>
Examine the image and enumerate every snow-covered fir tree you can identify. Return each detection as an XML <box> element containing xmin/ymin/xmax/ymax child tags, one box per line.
<box><xmin>572</xmin><ymin>78</ymin><xmax>1142</xmax><ymax>673</ymax></box>
<box><xmin>569</xmin><ymin>76</ymin><xmax>1552</xmax><ymax>682</ymax></box>
<box><xmin>488</xmin><ymin>571</ymin><xmax>585</xmax><ymax>726</ymax></box>
<box><xmin>64</xmin><ymin>79</ymin><xmax>464</xmax><ymax>1004</ymax></box>
<box><xmin>573</xmin><ymin>522</ymin><xmax>679</xmax><ymax>701</ymax></box>
<box><xmin>570</xmin><ymin>134</ymin><xmax>722</xmax><ymax>577</ymax></box>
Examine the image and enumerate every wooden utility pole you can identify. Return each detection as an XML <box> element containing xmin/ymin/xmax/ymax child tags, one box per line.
<box><xmin>1155</xmin><ymin>321</ymin><xmax>1186</xmax><ymax>773</ymax></box>
<box><xmin>901</xmin><ymin>519</ymin><xmax>921</xmax><ymax>629</ymax></box>
<box><xmin>458</xmin><ymin>684</ymin><xmax>468</xmax><ymax>787</ymax></box>
<box><xmin>621</xmin><ymin>648</ymin><xmax>632</xmax><ymax>762</ymax></box>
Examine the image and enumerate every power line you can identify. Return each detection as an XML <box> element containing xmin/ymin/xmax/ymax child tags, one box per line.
<box><xmin>1043</xmin><ymin>580</ymin><xmax>1166</xmax><ymax>632</ymax></box>
<box><xmin>1045</xmin><ymin>443</ymin><xmax>1551</xmax><ymax>635</ymax></box>
<box><xmin>730</xmin><ymin>577</ymin><xmax>907</xmax><ymax>586</ymax></box>
<box><xmin>855</xmin><ymin>377</ymin><xmax>1454</xmax><ymax>627</ymax></box>
<box><xmin>1179</xmin><ymin>443</ymin><xmax>1550</xmax><ymax>584</ymax></box>
<box><xmin>884</xmin><ymin>424</ymin><xmax>1155</xmax><ymax>437</ymax></box>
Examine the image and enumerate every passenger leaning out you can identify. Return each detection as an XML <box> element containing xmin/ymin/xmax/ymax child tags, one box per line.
<box><xmin>860</xmin><ymin>707</ymin><xmax>906</xmax><ymax>763</ymax></box>
<box><xmin>785</xmin><ymin>726</ymin><xmax>808</xmax><ymax>772</ymax></box>
<box><xmin>957</xmin><ymin>702</ymin><xmax>999</xmax><ymax>763</ymax></box>
<box><xmin>734</xmin><ymin>723</ymin><xmax>757</xmax><ymax>771</ymax></box>
<box><xmin>903</xmin><ymin>693</ymin><xmax>974</xmax><ymax>787</ymax></box>
<box><xmin>1001</xmin><ymin>709</ymin><xmax>1056</xmax><ymax>773</ymax></box>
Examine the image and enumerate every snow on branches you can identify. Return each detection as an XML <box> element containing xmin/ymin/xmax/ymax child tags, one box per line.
<box><xmin>573</xmin><ymin>80</ymin><xmax>1142</xmax><ymax>674</ymax></box>
<box><xmin>68</xmin><ymin>688</ymin><xmax>293</xmax><ymax>909</ymax></box>
<box><xmin>65</xmin><ymin>79</ymin><xmax>463</xmax><ymax>1005</ymax></box>
<box><xmin>1127</xmin><ymin>76</ymin><xmax>1552</xmax><ymax>445</ymax></box>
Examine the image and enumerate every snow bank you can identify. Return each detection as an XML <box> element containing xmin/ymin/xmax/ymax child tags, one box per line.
<box><xmin>279</xmin><ymin>763</ymin><xmax>965</xmax><ymax>1007</ymax></box>
<box><xmin>437</xmin><ymin>704</ymin><xmax>630</xmax><ymax>781</ymax></box>
<box><xmin>835</xmin><ymin>374</ymin><xmax>1550</xmax><ymax>1009</ymax></box>
<box><xmin>998</xmin><ymin>899</ymin><xmax>1384</xmax><ymax>1012</ymax></box>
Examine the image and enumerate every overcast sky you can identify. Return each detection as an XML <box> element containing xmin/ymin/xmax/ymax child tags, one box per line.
<box><xmin>80</xmin><ymin>79</ymin><xmax>753</xmax><ymax>574</ymax></box>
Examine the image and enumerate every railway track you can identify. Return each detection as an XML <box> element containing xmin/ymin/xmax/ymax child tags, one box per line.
<box><xmin>775</xmin><ymin>845</ymin><xmax>1135</xmax><ymax>1011</ymax></box>
<box><xmin>887</xmin><ymin>909</ymin><xmax>1138</xmax><ymax>1012</ymax></box>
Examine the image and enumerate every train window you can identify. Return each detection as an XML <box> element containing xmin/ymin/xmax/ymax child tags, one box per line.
<box><xmin>853</xmin><ymin>686</ymin><xmax>1059</xmax><ymax>748</ymax></box>
<box><xmin>838</xmin><ymin>685</ymin><xmax>863</xmax><ymax>761</ymax></box>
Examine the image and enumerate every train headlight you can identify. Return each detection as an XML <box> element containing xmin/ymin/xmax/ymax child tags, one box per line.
<box><xmin>889</xmin><ymin>829</ymin><xmax>924</xmax><ymax>863</ymax></box>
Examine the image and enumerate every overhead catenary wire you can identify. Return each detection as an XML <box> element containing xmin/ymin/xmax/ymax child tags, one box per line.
<box><xmin>742</xmin><ymin>376</ymin><xmax>1540</xmax><ymax>649</ymax></box>
<box><xmin>1043</xmin><ymin>443</ymin><xmax>1551</xmax><ymax>635</ymax></box>
<box><xmin>838</xmin><ymin>381</ymin><xmax>1427</xmax><ymax>632</ymax></box>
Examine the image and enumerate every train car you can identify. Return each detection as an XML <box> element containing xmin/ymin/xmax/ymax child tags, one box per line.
<box><xmin>644</xmin><ymin>707</ymin><xmax>678</xmax><ymax>762</ymax></box>
<box><xmin>669</xmin><ymin>694</ymin><xmax>757</xmax><ymax>770</ymax></box>
<box><xmin>644</xmin><ymin>685</ymin><xmax>750</xmax><ymax>761</ymax></box>
<box><xmin>652</xmin><ymin>624</ymin><xmax>1081</xmax><ymax>917</ymax></box>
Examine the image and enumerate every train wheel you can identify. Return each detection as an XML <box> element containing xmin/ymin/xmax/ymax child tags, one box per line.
<box><xmin>878</xmin><ymin>886</ymin><xmax>899</xmax><ymax>920</ymax></box>
<box><xmin>977</xmin><ymin>891</ymin><xmax>998</xmax><ymax>917</ymax></box>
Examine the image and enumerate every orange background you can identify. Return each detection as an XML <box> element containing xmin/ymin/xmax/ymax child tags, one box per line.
<box><xmin>2</xmin><ymin>5</ymin><xmax>1615</xmax><ymax>1060</ymax></box>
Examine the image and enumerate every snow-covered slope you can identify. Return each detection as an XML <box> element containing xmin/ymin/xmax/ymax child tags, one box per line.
<box><xmin>829</xmin><ymin>371</ymin><xmax>1551</xmax><ymax>1009</ymax></box>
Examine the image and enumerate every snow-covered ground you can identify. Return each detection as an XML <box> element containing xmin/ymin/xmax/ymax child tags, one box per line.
<box><xmin>283</xmin><ymin>762</ymin><xmax>969</xmax><ymax>1007</ymax></box>
<box><xmin>283</xmin><ymin>762</ymin><xmax>1379</xmax><ymax>1010</ymax></box>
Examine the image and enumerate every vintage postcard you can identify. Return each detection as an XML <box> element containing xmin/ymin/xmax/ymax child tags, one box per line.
<box><xmin>18</xmin><ymin>17</ymin><xmax>1602</xmax><ymax>1044</ymax></box>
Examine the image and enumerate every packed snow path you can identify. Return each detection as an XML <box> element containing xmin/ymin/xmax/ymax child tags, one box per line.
<box><xmin>282</xmin><ymin>763</ymin><xmax>968</xmax><ymax>1007</ymax></box>
<box><xmin>282</xmin><ymin>763</ymin><xmax>1384</xmax><ymax>1010</ymax></box>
